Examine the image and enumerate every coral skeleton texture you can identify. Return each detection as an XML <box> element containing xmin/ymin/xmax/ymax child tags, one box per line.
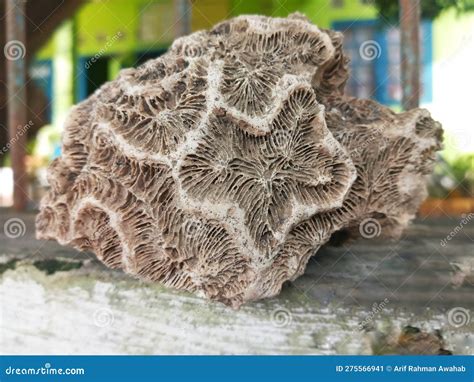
<box><xmin>36</xmin><ymin>13</ymin><xmax>443</xmax><ymax>307</ymax></box>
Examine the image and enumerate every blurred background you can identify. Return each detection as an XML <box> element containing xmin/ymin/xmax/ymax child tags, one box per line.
<box><xmin>1</xmin><ymin>0</ymin><xmax>473</xmax><ymax>216</ymax></box>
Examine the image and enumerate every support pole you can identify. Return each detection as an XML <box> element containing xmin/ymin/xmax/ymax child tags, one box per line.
<box><xmin>174</xmin><ymin>0</ymin><xmax>191</xmax><ymax>38</ymax></box>
<box><xmin>6</xmin><ymin>0</ymin><xmax>28</xmax><ymax>211</ymax></box>
<box><xmin>400</xmin><ymin>0</ymin><xmax>421</xmax><ymax>110</ymax></box>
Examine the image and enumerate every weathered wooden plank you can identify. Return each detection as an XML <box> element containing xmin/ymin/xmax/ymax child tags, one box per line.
<box><xmin>0</xmin><ymin>210</ymin><xmax>472</xmax><ymax>354</ymax></box>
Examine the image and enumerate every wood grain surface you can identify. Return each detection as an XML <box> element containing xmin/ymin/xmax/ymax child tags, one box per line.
<box><xmin>1</xmin><ymin>210</ymin><xmax>472</xmax><ymax>354</ymax></box>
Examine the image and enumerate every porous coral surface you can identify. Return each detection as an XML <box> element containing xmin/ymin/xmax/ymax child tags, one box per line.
<box><xmin>36</xmin><ymin>13</ymin><xmax>442</xmax><ymax>306</ymax></box>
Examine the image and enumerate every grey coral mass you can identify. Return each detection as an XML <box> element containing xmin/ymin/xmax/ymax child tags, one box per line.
<box><xmin>36</xmin><ymin>13</ymin><xmax>443</xmax><ymax>307</ymax></box>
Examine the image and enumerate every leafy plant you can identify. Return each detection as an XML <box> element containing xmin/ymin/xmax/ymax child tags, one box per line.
<box><xmin>374</xmin><ymin>0</ymin><xmax>474</xmax><ymax>21</ymax></box>
<box><xmin>429</xmin><ymin>154</ymin><xmax>474</xmax><ymax>198</ymax></box>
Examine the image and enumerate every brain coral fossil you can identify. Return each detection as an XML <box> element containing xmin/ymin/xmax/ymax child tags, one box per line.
<box><xmin>36</xmin><ymin>13</ymin><xmax>442</xmax><ymax>307</ymax></box>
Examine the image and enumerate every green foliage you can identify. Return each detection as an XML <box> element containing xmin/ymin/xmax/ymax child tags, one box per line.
<box><xmin>450</xmin><ymin>153</ymin><xmax>474</xmax><ymax>196</ymax></box>
<box><xmin>374</xmin><ymin>0</ymin><xmax>474</xmax><ymax>21</ymax></box>
<box><xmin>429</xmin><ymin>154</ymin><xmax>474</xmax><ymax>198</ymax></box>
